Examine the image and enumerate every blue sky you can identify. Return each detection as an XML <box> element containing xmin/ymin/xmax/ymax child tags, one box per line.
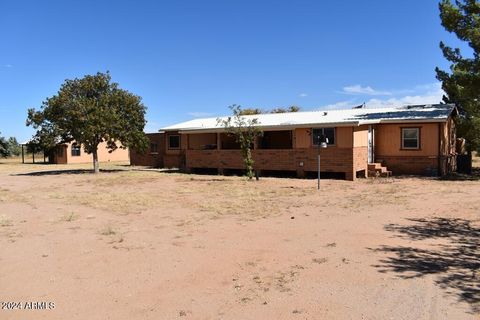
<box><xmin>0</xmin><ymin>0</ymin><xmax>469</xmax><ymax>141</ymax></box>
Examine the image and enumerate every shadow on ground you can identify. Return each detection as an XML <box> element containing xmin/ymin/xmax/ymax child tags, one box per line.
<box><xmin>13</xmin><ymin>169</ymin><xmax>126</xmax><ymax>176</ymax></box>
<box><xmin>371</xmin><ymin>217</ymin><xmax>480</xmax><ymax>314</ymax></box>
<box><xmin>439</xmin><ymin>168</ymin><xmax>480</xmax><ymax>181</ymax></box>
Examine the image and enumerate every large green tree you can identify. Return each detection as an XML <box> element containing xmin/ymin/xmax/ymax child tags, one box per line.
<box><xmin>436</xmin><ymin>0</ymin><xmax>480</xmax><ymax>152</ymax></box>
<box><xmin>27</xmin><ymin>72</ymin><xmax>148</xmax><ymax>173</ymax></box>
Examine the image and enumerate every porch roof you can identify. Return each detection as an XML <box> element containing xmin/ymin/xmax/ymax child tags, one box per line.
<box><xmin>161</xmin><ymin>104</ymin><xmax>456</xmax><ymax>133</ymax></box>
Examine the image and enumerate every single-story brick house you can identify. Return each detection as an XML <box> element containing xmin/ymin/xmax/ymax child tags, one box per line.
<box><xmin>130</xmin><ymin>104</ymin><xmax>458</xmax><ymax>180</ymax></box>
<box><xmin>49</xmin><ymin>141</ymin><xmax>130</xmax><ymax>164</ymax></box>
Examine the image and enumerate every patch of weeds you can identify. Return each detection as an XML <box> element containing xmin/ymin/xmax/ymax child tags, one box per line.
<box><xmin>108</xmin><ymin>234</ymin><xmax>124</xmax><ymax>244</ymax></box>
<box><xmin>245</xmin><ymin>261</ymin><xmax>257</xmax><ymax>267</ymax></box>
<box><xmin>4</xmin><ymin>230</ymin><xmax>22</xmax><ymax>242</ymax></box>
<box><xmin>100</xmin><ymin>226</ymin><xmax>116</xmax><ymax>236</ymax></box>
<box><xmin>61</xmin><ymin>212</ymin><xmax>78</xmax><ymax>222</ymax></box>
<box><xmin>325</xmin><ymin>242</ymin><xmax>337</xmax><ymax>247</ymax></box>
<box><xmin>312</xmin><ymin>257</ymin><xmax>328</xmax><ymax>264</ymax></box>
<box><xmin>240</xmin><ymin>297</ymin><xmax>252</xmax><ymax>303</ymax></box>
<box><xmin>0</xmin><ymin>215</ymin><xmax>13</xmax><ymax>227</ymax></box>
<box><xmin>275</xmin><ymin>274</ymin><xmax>291</xmax><ymax>292</ymax></box>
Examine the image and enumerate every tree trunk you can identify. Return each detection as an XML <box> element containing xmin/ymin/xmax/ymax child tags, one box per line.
<box><xmin>92</xmin><ymin>149</ymin><xmax>99</xmax><ymax>174</ymax></box>
<box><xmin>244</xmin><ymin>147</ymin><xmax>254</xmax><ymax>179</ymax></box>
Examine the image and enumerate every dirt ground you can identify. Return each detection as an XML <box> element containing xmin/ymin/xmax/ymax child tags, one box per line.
<box><xmin>0</xmin><ymin>159</ymin><xmax>479</xmax><ymax>320</ymax></box>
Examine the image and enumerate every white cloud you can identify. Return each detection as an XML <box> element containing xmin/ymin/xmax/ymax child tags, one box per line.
<box><xmin>414</xmin><ymin>82</ymin><xmax>442</xmax><ymax>92</ymax></box>
<box><xmin>342</xmin><ymin>84</ymin><xmax>392</xmax><ymax>96</ymax></box>
<box><xmin>365</xmin><ymin>82</ymin><xmax>444</xmax><ymax>108</ymax></box>
<box><xmin>365</xmin><ymin>92</ymin><xmax>444</xmax><ymax>109</ymax></box>
<box><xmin>4</xmin><ymin>64</ymin><xmax>13</xmax><ymax>68</ymax></box>
<box><xmin>299</xmin><ymin>93</ymin><xmax>308</xmax><ymax>97</ymax></box>
<box><xmin>187</xmin><ymin>111</ymin><xmax>214</xmax><ymax>118</ymax></box>
<box><xmin>320</xmin><ymin>100</ymin><xmax>357</xmax><ymax>110</ymax></box>
<box><xmin>320</xmin><ymin>82</ymin><xmax>445</xmax><ymax>110</ymax></box>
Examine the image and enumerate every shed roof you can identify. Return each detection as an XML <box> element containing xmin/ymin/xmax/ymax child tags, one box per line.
<box><xmin>161</xmin><ymin>104</ymin><xmax>456</xmax><ymax>133</ymax></box>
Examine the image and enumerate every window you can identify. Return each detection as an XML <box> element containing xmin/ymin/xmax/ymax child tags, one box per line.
<box><xmin>168</xmin><ymin>135</ymin><xmax>180</xmax><ymax>149</ymax></box>
<box><xmin>71</xmin><ymin>144</ymin><xmax>81</xmax><ymax>156</ymax></box>
<box><xmin>150</xmin><ymin>143</ymin><xmax>158</xmax><ymax>153</ymax></box>
<box><xmin>312</xmin><ymin>128</ymin><xmax>335</xmax><ymax>146</ymax></box>
<box><xmin>402</xmin><ymin>128</ymin><xmax>420</xmax><ymax>149</ymax></box>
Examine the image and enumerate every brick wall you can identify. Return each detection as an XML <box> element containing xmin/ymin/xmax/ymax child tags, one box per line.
<box><xmin>130</xmin><ymin>133</ymin><xmax>165</xmax><ymax>167</ymax></box>
<box><xmin>186</xmin><ymin>147</ymin><xmax>361</xmax><ymax>180</ymax></box>
<box><xmin>377</xmin><ymin>155</ymin><xmax>456</xmax><ymax>176</ymax></box>
<box><xmin>164</xmin><ymin>154</ymin><xmax>184</xmax><ymax>168</ymax></box>
<box><xmin>130</xmin><ymin>151</ymin><xmax>163</xmax><ymax>167</ymax></box>
<box><xmin>376</xmin><ymin>155</ymin><xmax>438</xmax><ymax>175</ymax></box>
<box><xmin>353</xmin><ymin>146</ymin><xmax>368</xmax><ymax>177</ymax></box>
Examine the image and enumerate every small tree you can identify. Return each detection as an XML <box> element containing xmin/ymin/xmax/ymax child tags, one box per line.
<box><xmin>27</xmin><ymin>72</ymin><xmax>148</xmax><ymax>173</ymax></box>
<box><xmin>7</xmin><ymin>137</ymin><xmax>21</xmax><ymax>157</ymax></box>
<box><xmin>0</xmin><ymin>133</ymin><xmax>9</xmax><ymax>158</ymax></box>
<box><xmin>217</xmin><ymin>105</ymin><xmax>262</xmax><ymax>179</ymax></box>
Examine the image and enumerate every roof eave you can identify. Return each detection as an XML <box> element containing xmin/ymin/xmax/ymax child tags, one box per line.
<box><xmin>375</xmin><ymin>118</ymin><xmax>449</xmax><ymax>124</ymax></box>
<box><xmin>172</xmin><ymin>121</ymin><xmax>361</xmax><ymax>134</ymax></box>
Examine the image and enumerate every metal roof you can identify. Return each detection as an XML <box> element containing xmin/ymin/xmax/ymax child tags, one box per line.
<box><xmin>161</xmin><ymin>104</ymin><xmax>456</xmax><ymax>133</ymax></box>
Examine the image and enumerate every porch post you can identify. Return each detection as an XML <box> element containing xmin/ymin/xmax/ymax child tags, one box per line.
<box><xmin>217</xmin><ymin>133</ymin><xmax>225</xmax><ymax>175</ymax></box>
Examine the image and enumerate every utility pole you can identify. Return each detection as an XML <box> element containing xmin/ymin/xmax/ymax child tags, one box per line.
<box><xmin>317</xmin><ymin>133</ymin><xmax>328</xmax><ymax>190</ymax></box>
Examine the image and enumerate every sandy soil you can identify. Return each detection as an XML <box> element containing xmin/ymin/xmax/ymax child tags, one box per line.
<box><xmin>0</xmin><ymin>159</ymin><xmax>479</xmax><ymax>319</ymax></box>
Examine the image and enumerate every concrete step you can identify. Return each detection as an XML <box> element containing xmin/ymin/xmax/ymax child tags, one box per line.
<box><xmin>367</xmin><ymin>163</ymin><xmax>383</xmax><ymax>170</ymax></box>
<box><xmin>368</xmin><ymin>170</ymin><xmax>392</xmax><ymax>178</ymax></box>
<box><xmin>368</xmin><ymin>162</ymin><xmax>392</xmax><ymax>178</ymax></box>
<box><xmin>380</xmin><ymin>170</ymin><xmax>392</xmax><ymax>178</ymax></box>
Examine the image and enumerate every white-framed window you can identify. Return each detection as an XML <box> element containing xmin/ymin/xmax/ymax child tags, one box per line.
<box><xmin>401</xmin><ymin>128</ymin><xmax>420</xmax><ymax>149</ymax></box>
<box><xmin>71</xmin><ymin>143</ymin><xmax>81</xmax><ymax>156</ymax></box>
<box><xmin>168</xmin><ymin>135</ymin><xmax>180</xmax><ymax>149</ymax></box>
<box><xmin>312</xmin><ymin>128</ymin><xmax>335</xmax><ymax>146</ymax></box>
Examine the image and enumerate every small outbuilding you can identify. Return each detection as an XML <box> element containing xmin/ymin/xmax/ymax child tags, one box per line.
<box><xmin>49</xmin><ymin>141</ymin><xmax>130</xmax><ymax>164</ymax></box>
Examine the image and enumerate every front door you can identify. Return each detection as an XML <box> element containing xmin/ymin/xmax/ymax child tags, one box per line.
<box><xmin>368</xmin><ymin>125</ymin><xmax>374</xmax><ymax>163</ymax></box>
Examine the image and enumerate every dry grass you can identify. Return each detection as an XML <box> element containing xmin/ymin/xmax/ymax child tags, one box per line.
<box><xmin>1</xmin><ymin>158</ymin><xmax>479</xmax><ymax>318</ymax></box>
<box><xmin>0</xmin><ymin>215</ymin><xmax>13</xmax><ymax>227</ymax></box>
<box><xmin>60</xmin><ymin>212</ymin><xmax>79</xmax><ymax>222</ymax></box>
<box><xmin>1</xmin><ymin>156</ymin><xmax>479</xmax><ymax>223</ymax></box>
<box><xmin>100</xmin><ymin>226</ymin><xmax>117</xmax><ymax>236</ymax></box>
<box><xmin>2</xmin><ymin>157</ymin><xmax>479</xmax><ymax>222</ymax></box>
